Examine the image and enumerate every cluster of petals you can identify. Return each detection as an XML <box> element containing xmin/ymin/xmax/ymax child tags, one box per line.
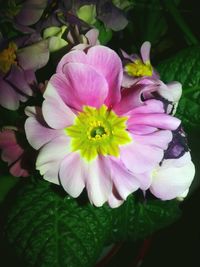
<box><xmin>25</xmin><ymin>44</ymin><xmax>194</xmax><ymax>207</ymax></box>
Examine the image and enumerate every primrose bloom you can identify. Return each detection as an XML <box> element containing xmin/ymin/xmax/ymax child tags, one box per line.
<box><xmin>25</xmin><ymin>45</ymin><xmax>181</xmax><ymax>207</ymax></box>
<box><xmin>122</xmin><ymin>41</ymin><xmax>159</xmax><ymax>88</ymax></box>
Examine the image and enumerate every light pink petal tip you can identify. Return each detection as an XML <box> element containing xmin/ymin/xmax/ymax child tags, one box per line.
<box><xmin>59</xmin><ymin>153</ymin><xmax>85</xmax><ymax>198</ymax></box>
<box><xmin>140</xmin><ymin>41</ymin><xmax>151</xmax><ymax>63</ymax></box>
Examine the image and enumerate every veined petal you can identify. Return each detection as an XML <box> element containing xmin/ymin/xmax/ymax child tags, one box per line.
<box><xmin>120</xmin><ymin>141</ymin><xmax>164</xmax><ymax>173</ymax></box>
<box><xmin>87</xmin><ymin>46</ymin><xmax>123</xmax><ymax>107</ymax></box>
<box><xmin>56</xmin><ymin>49</ymin><xmax>87</xmax><ymax>73</ymax></box>
<box><xmin>36</xmin><ymin>135</ymin><xmax>71</xmax><ymax>184</ymax></box>
<box><xmin>86</xmin><ymin>156</ymin><xmax>112</xmax><ymax>207</ymax></box>
<box><xmin>110</xmin><ymin>158</ymin><xmax>139</xmax><ymax>199</ymax></box>
<box><xmin>51</xmin><ymin>63</ymin><xmax>108</xmax><ymax>111</ymax></box>
<box><xmin>59</xmin><ymin>153</ymin><xmax>85</xmax><ymax>198</ymax></box>
<box><xmin>132</xmin><ymin>130</ymin><xmax>172</xmax><ymax>150</ymax></box>
<box><xmin>25</xmin><ymin>116</ymin><xmax>63</xmax><ymax>150</ymax></box>
<box><xmin>42</xmin><ymin>84</ymin><xmax>76</xmax><ymax>129</ymax></box>
<box><xmin>128</xmin><ymin>113</ymin><xmax>180</xmax><ymax>130</ymax></box>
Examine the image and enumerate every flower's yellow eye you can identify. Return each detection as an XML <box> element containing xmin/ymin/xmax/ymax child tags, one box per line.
<box><xmin>125</xmin><ymin>59</ymin><xmax>153</xmax><ymax>77</ymax></box>
<box><xmin>66</xmin><ymin>105</ymin><xmax>131</xmax><ymax>161</ymax></box>
<box><xmin>0</xmin><ymin>42</ymin><xmax>17</xmax><ymax>74</ymax></box>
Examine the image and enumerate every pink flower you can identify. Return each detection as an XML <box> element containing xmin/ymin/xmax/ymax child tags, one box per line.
<box><xmin>0</xmin><ymin>127</ymin><xmax>36</xmax><ymax>177</ymax></box>
<box><xmin>25</xmin><ymin>45</ymin><xmax>181</xmax><ymax>207</ymax></box>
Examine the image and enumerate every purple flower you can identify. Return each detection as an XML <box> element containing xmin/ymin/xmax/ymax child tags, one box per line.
<box><xmin>0</xmin><ymin>37</ymin><xmax>49</xmax><ymax>110</ymax></box>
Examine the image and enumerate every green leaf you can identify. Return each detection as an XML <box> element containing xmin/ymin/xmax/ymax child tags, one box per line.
<box><xmin>3</xmin><ymin>180</ymin><xmax>180</xmax><ymax>267</ymax></box>
<box><xmin>94</xmin><ymin>21</ymin><xmax>113</xmax><ymax>45</ymax></box>
<box><xmin>157</xmin><ymin>46</ymin><xmax>200</xmax><ymax>129</ymax></box>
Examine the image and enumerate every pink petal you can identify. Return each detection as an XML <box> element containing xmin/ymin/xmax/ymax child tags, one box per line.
<box><xmin>86</xmin><ymin>46</ymin><xmax>123</xmax><ymax>107</ymax></box>
<box><xmin>120</xmin><ymin>141</ymin><xmax>164</xmax><ymax>173</ymax></box>
<box><xmin>25</xmin><ymin>116</ymin><xmax>63</xmax><ymax>150</ymax></box>
<box><xmin>127</xmin><ymin>125</ymin><xmax>157</xmax><ymax>135</ymax></box>
<box><xmin>132</xmin><ymin>130</ymin><xmax>172</xmax><ymax>150</ymax></box>
<box><xmin>10</xmin><ymin>159</ymin><xmax>29</xmax><ymax>177</ymax></box>
<box><xmin>108</xmin><ymin>192</ymin><xmax>124</xmax><ymax>208</ymax></box>
<box><xmin>128</xmin><ymin>113</ymin><xmax>180</xmax><ymax>130</ymax></box>
<box><xmin>42</xmin><ymin>84</ymin><xmax>76</xmax><ymax>129</ymax></box>
<box><xmin>36</xmin><ymin>135</ymin><xmax>71</xmax><ymax>184</ymax></box>
<box><xmin>127</xmin><ymin>100</ymin><xmax>164</xmax><ymax>115</ymax></box>
<box><xmin>114</xmin><ymin>83</ymin><xmax>158</xmax><ymax>114</ymax></box>
<box><xmin>134</xmin><ymin>171</ymin><xmax>152</xmax><ymax>190</ymax></box>
<box><xmin>86</xmin><ymin>156</ymin><xmax>112</xmax><ymax>207</ymax></box>
<box><xmin>59</xmin><ymin>153</ymin><xmax>85</xmax><ymax>198</ymax></box>
<box><xmin>51</xmin><ymin>63</ymin><xmax>108</xmax><ymax>111</ymax></box>
<box><xmin>0</xmin><ymin>78</ymin><xmax>19</xmax><ymax>110</ymax></box>
<box><xmin>110</xmin><ymin>158</ymin><xmax>139</xmax><ymax>199</ymax></box>
<box><xmin>140</xmin><ymin>41</ymin><xmax>151</xmax><ymax>63</ymax></box>
<box><xmin>56</xmin><ymin>50</ymin><xmax>87</xmax><ymax>74</ymax></box>
<box><xmin>57</xmin><ymin>46</ymin><xmax>123</xmax><ymax>107</ymax></box>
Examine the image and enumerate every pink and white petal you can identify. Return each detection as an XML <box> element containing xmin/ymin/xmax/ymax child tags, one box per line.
<box><xmin>36</xmin><ymin>135</ymin><xmax>71</xmax><ymax>184</ymax></box>
<box><xmin>86</xmin><ymin>156</ymin><xmax>112</xmax><ymax>207</ymax></box>
<box><xmin>132</xmin><ymin>130</ymin><xmax>172</xmax><ymax>150</ymax></box>
<box><xmin>25</xmin><ymin>116</ymin><xmax>63</xmax><ymax>150</ymax></box>
<box><xmin>56</xmin><ymin>49</ymin><xmax>87</xmax><ymax>74</ymax></box>
<box><xmin>135</xmin><ymin>171</ymin><xmax>152</xmax><ymax>190</ymax></box>
<box><xmin>0</xmin><ymin>79</ymin><xmax>19</xmax><ymax>110</ymax></box>
<box><xmin>150</xmin><ymin>155</ymin><xmax>195</xmax><ymax>200</ymax></box>
<box><xmin>127</xmin><ymin>125</ymin><xmax>157</xmax><ymax>135</ymax></box>
<box><xmin>87</xmin><ymin>46</ymin><xmax>123</xmax><ymax>107</ymax></box>
<box><xmin>140</xmin><ymin>41</ymin><xmax>151</xmax><ymax>63</ymax></box>
<box><xmin>108</xmin><ymin>192</ymin><xmax>124</xmax><ymax>208</ymax></box>
<box><xmin>42</xmin><ymin>84</ymin><xmax>76</xmax><ymax>129</ymax></box>
<box><xmin>109</xmin><ymin>158</ymin><xmax>139</xmax><ymax>199</ymax></box>
<box><xmin>59</xmin><ymin>153</ymin><xmax>85</xmax><ymax>198</ymax></box>
<box><xmin>127</xmin><ymin>100</ymin><xmax>164</xmax><ymax>115</ymax></box>
<box><xmin>120</xmin><ymin>142</ymin><xmax>164</xmax><ymax>174</ymax></box>
<box><xmin>128</xmin><ymin>113</ymin><xmax>180</xmax><ymax>130</ymax></box>
<box><xmin>51</xmin><ymin>63</ymin><xmax>108</xmax><ymax>111</ymax></box>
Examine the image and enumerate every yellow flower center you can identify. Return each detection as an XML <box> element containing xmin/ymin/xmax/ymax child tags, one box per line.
<box><xmin>0</xmin><ymin>42</ymin><xmax>17</xmax><ymax>74</ymax></box>
<box><xmin>125</xmin><ymin>59</ymin><xmax>153</xmax><ymax>77</ymax></box>
<box><xmin>66</xmin><ymin>105</ymin><xmax>131</xmax><ymax>161</ymax></box>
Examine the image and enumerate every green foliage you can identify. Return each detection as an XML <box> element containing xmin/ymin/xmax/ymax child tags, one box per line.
<box><xmin>94</xmin><ymin>21</ymin><xmax>113</xmax><ymax>45</ymax></box>
<box><xmin>157</xmin><ymin>46</ymin><xmax>200</xmax><ymax>129</ymax></box>
<box><xmin>3</xmin><ymin>180</ymin><xmax>180</xmax><ymax>267</ymax></box>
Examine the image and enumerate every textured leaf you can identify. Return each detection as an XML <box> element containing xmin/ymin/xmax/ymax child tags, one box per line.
<box><xmin>3</xmin><ymin>180</ymin><xmax>180</xmax><ymax>267</ymax></box>
<box><xmin>157</xmin><ymin>46</ymin><xmax>200</xmax><ymax>129</ymax></box>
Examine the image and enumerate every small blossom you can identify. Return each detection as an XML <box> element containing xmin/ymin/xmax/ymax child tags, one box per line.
<box><xmin>122</xmin><ymin>41</ymin><xmax>159</xmax><ymax>88</ymax></box>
